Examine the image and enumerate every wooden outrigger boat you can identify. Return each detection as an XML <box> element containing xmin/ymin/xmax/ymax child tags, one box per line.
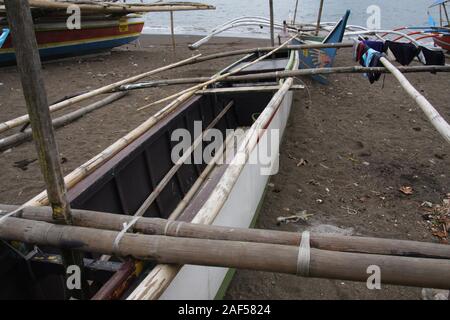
<box><xmin>0</xmin><ymin>39</ymin><xmax>302</xmax><ymax>300</ymax></box>
<box><xmin>0</xmin><ymin>0</ymin><xmax>214</xmax><ymax>66</ymax></box>
<box><xmin>1</xmin><ymin>3</ymin><xmax>450</xmax><ymax>300</ymax></box>
<box><xmin>0</xmin><ymin>4</ymin><xmax>352</xmax><ymax>300</ymax></box>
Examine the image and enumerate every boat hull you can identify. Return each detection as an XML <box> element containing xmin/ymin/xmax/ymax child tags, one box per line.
<box><xmin>0</xmin><ymin>16</ymin><xmax>144</xmax><ymax>66</ymax></box>
<box><xmin>434</xmin><ymin>34</ymin><xmax>450</xmax><ymax>51</ymax></box>
<box><xmin>160</xmin><ymin>52</ymin><xmax>299</xmax><ymax>300</ymax></box>
<box><xmin>298</xmin><ymin>10</ymin><xmax>350</xmax><ymax>84</ymax></box>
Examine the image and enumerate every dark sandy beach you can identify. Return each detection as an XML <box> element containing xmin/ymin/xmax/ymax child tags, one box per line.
<box><xmin>0</xmin><ymin>34</ymin><xmax>449</xmax><ymax>300</ymax></box>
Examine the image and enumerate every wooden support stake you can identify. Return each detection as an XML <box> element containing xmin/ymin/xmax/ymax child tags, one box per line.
<box><xmin>316</xmin><ymin>0</ymin><xmax>325</xmax><ymax>36</ymax></box>
<box><xmin>4</xmin><ymin>0</ymin><xmax>86</xmax><ymax>299</ymax></box>
<box><xmin>293</xmin><ymin>0</ymin><xmax>299</xmax><ymax>25</ymax></box>
<box><xmin>269</xmin><ymin>0</ymin><xmax>275</xmax><ymax>47</ymax></box>
<box><xmin>170</xmin><ymin>11</ymin><xmax>176</xmax><ymax>52</ymax></box>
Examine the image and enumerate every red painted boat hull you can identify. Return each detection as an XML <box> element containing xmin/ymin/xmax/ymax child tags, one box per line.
<box><xmin>433</xmin><ymin>34</ymin><xmax>450</xmax><ymax>51</ymax></box>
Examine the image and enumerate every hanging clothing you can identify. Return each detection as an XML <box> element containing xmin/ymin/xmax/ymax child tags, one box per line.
<box><xmin>363</xmin><ymin>40</ymin><xmax>384</xmax><ymax>53</ymax></box>
<box><xmin>0</xmin><ymin>28</ymin><xmax>9</xmax><ymax>49</ymax></box>
<box><xmin>362</xmin><ymin>48</ymin><xmax>378</xmax><ymax>67</ymax></box>
<box><xmin>356</xmin><ymin>42</ymin><xmax>368</xmax><ymax>63</ymax></box>
<box><xmin>367</xmin><ymin>52</ymin><xmax>385</xmax><ymax>84</ymax></box>
<box><xmin>383</xmin><ymin>40</ymin><xmax>419</xmax><ymax>66</ymax></box>
<box><xmin>417</xmin><ymin>46</ymin><xmax>445</xmax><ymax>66</ymax></box>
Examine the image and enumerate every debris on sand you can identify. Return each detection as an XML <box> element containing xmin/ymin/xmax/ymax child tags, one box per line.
<box><xmin>308</xmin><ymin>224</ymin><xmax>354</xmax><ymax>236</ymax></box>
<box><xmin>276</xmin><ymin>210</ymin><xmax>313</xmax><ymax>225</ymax></box>
<box><xmin>399</xmin><ymin>186</ymin><xmax>414</xmax><ymax>195</ymax></box>
<box><xmin>421</xmin><ymin>195</ymin><xmax>450</xmax><ymax>243</ymax></box>
<box><xmin>421</xmin><ymin>288</ymin><xmax>449</xmax><ymax>300</ymax></box>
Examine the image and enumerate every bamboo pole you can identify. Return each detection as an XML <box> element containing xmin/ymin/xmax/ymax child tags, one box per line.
<box><xmin>0</xmin><ymin>54</ymin><xmax>201</xmax><ymax>135</ymax></box>
<box><xmin>196</xmin><ymin>84</ymin><xmax>305</xmax><ymax>95</ymax></box>
<box><xmin>132</xmin><ymin>101</ymin><xmax>234</xmax><ymax>219</ymax></box>
<box><xmin>0</xmin><ymin>42</ymin><xmax>354</xmax><ymax>136</ymax></box>
<box><xmin>3</xmin><ymin>0</ymin><xmax>86</xmax><ymax>298</ymax></box>
<box><xmin>117</xmin><ymin>65</ymin><xmax>450</xmax><ymax>92</ymax></box>
<box><xmin>0</xmin><ymin>0</ymin><xmax>216</xmax><ymax>13</ymax></box>
<box><xmin>190</xmin><ymin>42</ymin><xmax>353</xmax><ymax>63</ymax></box>
<box><xmin>315</xmin><ymin>0</ymin><xmax>325</xmax><ymax>36</ymax></box>
<box><xmin>380</xmin><ymin>57</ymin><xmax>450</xmax><ymax>144</ymax></box>
<box><xmin>138</xmin><ymin>34</ymin><xmax>298</xmax><ymax>111</ymax></box>
<box><xmin>1</xmin><ymin>216</ymin><xmax>450</xmax><ymax>290</ymax></box>
<box><xmin>2</xmin><ymin>204</ymin><xmax>449</xmax><ymax>260</ymax></box>
<box><xmin>168</xmin><ymin>132</ymin><xmax>237</xmax><ymax>221</ymax></box>
<box><xmin>269</xmin><ymin>0</ymin><xmax>275</xmax><ymax>47</ymax></box>
<box><xmin>0</xmin><ymin>92</ymin><xmax>127</xmax><ymax>151</ymax></box>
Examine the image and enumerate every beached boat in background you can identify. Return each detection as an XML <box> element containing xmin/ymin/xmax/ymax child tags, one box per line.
<box><xmin>429</xmin><ymin>0</ymin><xmax>450</xmax><ymax>51</ymax></box>
<box><xmin>294</xmin><ymin>10</ymin><xmax>350</xmax><ymax>84</ymax></box>
<box><xmin>188</xmin><ymin>10</ymin><xmax>351</xmax><ymax>85</ymax></box>
<box><xmin>0</xmin><ymin>0</ymin><xmax>215</xmax><ymax>66</ymax></box>
<box><xmin>0</xmin><ymin>15</ymin><xmax>145</xmax><ymax>66</ymax></box>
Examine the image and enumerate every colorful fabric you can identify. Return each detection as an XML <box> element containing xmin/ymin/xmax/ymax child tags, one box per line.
<box><xmin>0</xmin><ymin>28</ymin><xmax>9</xmax><ymax>48</ymax></box>
<box><xmin>362</xmin><ymin>48</ymin><xmax>378</xmax><ymax>67</ymax></box>
<box><xmin>368</xmin><ymin>52</ymin><xmax>385</xmax><ymax>84</ymax></box>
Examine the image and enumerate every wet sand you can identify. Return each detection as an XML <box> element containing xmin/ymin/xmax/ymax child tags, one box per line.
<box><xmin>0</xmin><ymin>34</ymin><xmax>449</xmax><ymax>300</ymax></box>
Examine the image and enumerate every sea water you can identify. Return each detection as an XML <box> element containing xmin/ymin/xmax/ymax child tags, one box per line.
<box><xmin>138</xmin><ymin>0</ymin><xmax>434</xmax><ymax>38</ymax></box>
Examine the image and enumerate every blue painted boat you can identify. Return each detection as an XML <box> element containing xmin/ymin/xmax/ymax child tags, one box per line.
<box><xmin>297</xmin><ymin>10</ymin><xmax>351</xmax><ymax>84</ymax></box>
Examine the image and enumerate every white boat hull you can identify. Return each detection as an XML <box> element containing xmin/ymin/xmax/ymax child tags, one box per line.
<box><xmin>160</xmin><ymin>80</ymin><xmax>295</xmax><ymax>300</ymax></box>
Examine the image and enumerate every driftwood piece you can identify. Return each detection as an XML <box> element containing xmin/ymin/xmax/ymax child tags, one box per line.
<box><xmin>0</xmin><ymin>216</ymin><xmax>450</xmax><ymax>290</ymax></box>
<box><xmin>0</xmin><ymin>92</ymin><xmax>128</xmax><ymax>151</ymax></box>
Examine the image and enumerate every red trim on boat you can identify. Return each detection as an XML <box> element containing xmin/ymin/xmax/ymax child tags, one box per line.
<box><xmin>1</xmin><ymin>23</ymin><xmax>144</xmax><ymax>49</ymax></box>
